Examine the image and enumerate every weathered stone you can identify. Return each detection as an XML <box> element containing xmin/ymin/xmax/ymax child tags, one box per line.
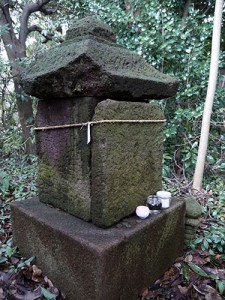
<box><xmin>91</xmin><ymin>100</ymin><xmax>164</xmax><ymax>227</ymax></box>
<box><xmin>36</xmin><ymin>97</ymin><xmax>99</xmax><ymax>221</ymax></box>
<box><xmin>185</xmin><ymin>227</ymin><xmax>196</xmax><ymax>234</ymax></box>
<box><xmin>184</xmin><ymin>239</ymin><xmax>191</xmax><ymax>246</ymax></box>
<box><xmin>21</xmin><ymin>16</ymin><xmax>178</xmax><ymax>100</ymax></box>
<box><xmin>185</xmin><ymin>196</ymin><xmax>202</xmax><ymax>218</ymax></box>
<box><xmin>11</xmin><ymin>197</ymin><xmax>185</xmax><ymax>300</ymax></box>
<box><xmin>65</xmin><ymin>17</ymin><xmax>116</xmax><ymax>42</ymax></box>
<box><xmin>184</xmin><ymin>233</ymin><xmax>196</xmax><ymax>241</ymax></box>
<box><xmin>185</xmin><ymin>225</ymin><xmax>197</xmax><ymax>234</ymax></box>
<box><xmin>185</xmin><ymin>217</ymin><xmax>200</xmax><ymax>227</ymax></box>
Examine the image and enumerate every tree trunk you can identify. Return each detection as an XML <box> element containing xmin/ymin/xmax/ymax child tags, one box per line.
<box><xmin>182</xmin><ymin>0</ymin><xmax>192</xmax><ymax>18</ymax></box>
<box><xmin>14</xmin><ymin>78</ymin><xmax>35</xmax><ymax>154</ymax></box>
<box><xmin>9</xmin><ymin>44</ymin><xmax>35</xmax><ymax>154</ymax></box>
<box><xmin>180</xmin><ymin>0</ymin><xmax>192</xmax><ymax>27</ymax></box>
<box><xmin>0</xmin><ymin>0</ymin><xmax>54</xmax><ymax>155</ymax></box>
<box><xmin>192</xmin><ymin>0</ymin><xmax>224</xmax><ymax>192</ymax></box>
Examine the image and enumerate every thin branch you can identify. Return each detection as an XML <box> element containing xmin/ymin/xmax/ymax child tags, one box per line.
<box><xmin>202</xmin><ymin>4</ymin><xmax>213</xmax><ymax>16</ymax></box>
<box><xmin>19</xmin><ymin>0</ymin><xmax>53</xmax><ymax>47</ymax></box>
<box><xmin>1</xmin><ymin>1</ymin><xmax>12</xmax><ymax>26</ymax></box>
<box><xmin>42</xmin><ymin>32</ymin><xmax>54</xmax><ymax>43</ymax></box>
<box><xmin>28</xmin><ymin>25</ymin><xmax>56</xmax><ymax>44</ymax></box>
<box><xmin>0</xmin><ymin>1</ymin><xmax>18</xmax><ymax>61</ymax></box>
<box><xmin>39</xmin><ymin>6</ymin><xmax>56</xmax><ymax>15</ymax></box>
<box><xmin>28</xmin><ymin>25</ymin><xmax>43</xmax><ymax>34</ymax></box>
<box><xmin>180</xmin><ymin>0</ymin><xmax>192</xmax><ymax>29</ymax></box>
<box><xmin>182</xmin><ymin>0</ymin><xmax>192</xmax><ymax>19</ymax></box>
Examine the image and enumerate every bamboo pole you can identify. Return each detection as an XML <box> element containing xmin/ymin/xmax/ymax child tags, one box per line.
<box><xmin>192</xmin><ymin>0</ymin><xmax>224</xmax><ymax>192</ymax></box>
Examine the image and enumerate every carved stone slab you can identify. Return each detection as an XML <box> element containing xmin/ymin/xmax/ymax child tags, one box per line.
<box><xmin>91</xmin><ymin>99</ymin><xmax>164</xmax><ymax>227</ymax></box>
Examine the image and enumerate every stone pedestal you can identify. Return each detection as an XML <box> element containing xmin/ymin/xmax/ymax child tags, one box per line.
<box><xmin>11</xmin><ymin>197</ymin><xmax>185</xmax><ymax>300</ymax></box>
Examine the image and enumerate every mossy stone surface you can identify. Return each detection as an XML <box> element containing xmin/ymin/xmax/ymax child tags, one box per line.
<box><xmin>185</xmin><ymin>224</ymin><xmax>197</xmax><ymax>232</ymax></box>
<box><xmin>185</xmin><ymin>227</ymin><xmax>196</xmax><ymax>234</ymax></box>
<box><xmin>11</xmin><ymin>197</ymin><xmax>185</xmax><ymax>300</ymax></box>
<box><xmin>65</xmin><ymin>16</ymin><xmax>116</xmax><ymax>42</ymax></box>
<box><xmin>185</xmin><ymin>217</ymin><xmax>200</xmax><ymax>227</ymax></box>
<box><xmin>91</xmin><ymin>99</ymin><xmax>164</xmax><ymax>227</ymax></box>
<box><xmin>185</xmin><ymin>196</ymin><xmax>202</xmax><ymax>218</ymax></box>
<box><xmin>36</xmin><ymin>97</ymin><xmax>99</xmax><ymax>220</ymax></box>
<box><xmin>21</xmin><ymin>17</ymin><xmax>178</xmax><ymax>100</ymax></box>
<box><xmin>184</xmin><ymin>233</ymin><xmax>196</xmax><ymax>241</ymax></box>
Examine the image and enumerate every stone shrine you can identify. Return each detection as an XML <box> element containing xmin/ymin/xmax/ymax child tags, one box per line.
<box><xmin>11</xmin><ymin>16</ymin><xmax>185</xmax><ymax>300</ymax></box>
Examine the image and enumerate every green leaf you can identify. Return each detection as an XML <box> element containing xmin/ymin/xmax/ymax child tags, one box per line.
<box><xmin>216</xmin><ymin>280</ymin><xmax>225</xmax><ymax>295</ymax></box>
<box><xmin>203</xmin><ymin>239</ymin><xmax>209</xmax><ymax>250</ymax></box>
<box><xmin>191</xmin><ymin>141</ymin><xmax>198</xmax><ymax>149</ymax></box>
<box><xmin>217</xmin><ymin>245</ymin><xmax>223</xmax><ymax>253</ymax></box>
<box><xmin>182</xmin><ymin>263</ymin><xmax>190</xmax><ymax>281</ymax></box>
<box><xmin>5</xmin><ymin>246</ymin><xmax>17</xmax><ymax>258</ymax></box>
<box><xmin>188</xmin><ymin>262</ymin><xmax>209</xmax><ymax>277</ymax></box>
<box><xmin>41</xmin><ymin>287</ymin><xmax>57</xmax><ymax>300</ymax></box>
<box><xmin>0</xmin><ymin>257</ymin><xmax>7</xmax><ymax>263</ymax></box>
<box><xmin>17</xmin><ymin>256</ymin><xmax>35</xmax><ymax>269</ymax></box>
<box><xmin>194</xmin><ymin>236</ymin><xmax>204</xmax><ymax>244</ymax></box>
<box><xmin>209</xmin><ymin>249</ymin><xmax>215</xmax><ymax>256</ymax></box>
<box><xmin>24</xmin><ymin>256</ymin><xmax>35</xmax><ymax>265</ymax></box>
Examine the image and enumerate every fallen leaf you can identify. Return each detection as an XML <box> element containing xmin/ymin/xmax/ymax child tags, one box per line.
<box><xmin>0</xmin><ymin>288</ymin><xmax>5</xmax><ymax>300</ymax></box>
<box><xmin>10</xmin><ymin>257</ymin><xmax>20</xmax><ymax>265</ymax></box>
<box><xmin>193</xmin><ymin>284</ymin><xmax>207</xmax><ymax>295</ymax></box>
<box><xmin>32</xmin><ymin>265</ymin><xmax>43</xmax><ymax>282</ymax></box>
<box><xmin>184</xmin><ymin>254</ymin><xmax>193</xmax><ymax>263</ymax></box>
<box><xmin>175</xmin><ymin>255</ymin><xmax>184</xmax><ymax>261</ymax></box>
<box><xmin>22</xmin><ymin>265</ymin><xmax>33</xmax><ymax>280</ymax></box>
<box><xmin>191</xmin><ymin>253</ymin><xmax>207</xmax><ymax>266</ymax></box>
<box><xmin>44</xmin><ymin>276</ymin><xmax>54</xmax><ymax>288</ymax></box>
<box><xmin>178</xmin><ymin>285</ymin><xmax>188</xmax><ymax>295</ymax></box>
<box><xmin>205</xmin><ymin>293</ymin><xmax>222</xmax><ymax>300</ymax></box>
<box><xmin>197</xmin><ymin>284</ymin><xmax>217</xmax><ymax>294</ymax></box>
<box><xmin>32</xmin><ymin>265</ymin><xmax>42</xmax><ymax>276</ymax></box>
<box><xmin>161</xmin><ymin>266</ymin><xmax>179</xmax><ymax>284</ymax></box>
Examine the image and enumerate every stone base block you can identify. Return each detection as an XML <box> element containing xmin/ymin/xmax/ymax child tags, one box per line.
<box><xmin>11</xmin><ymin>197</ymin><xmax>185</xmax><ymax>300</ymax></box>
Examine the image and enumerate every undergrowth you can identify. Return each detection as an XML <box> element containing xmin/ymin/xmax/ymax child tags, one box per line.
<box><xmin>0</xmin><ymin>131</ymin><xmax>64</xmax><ymax>299</ymax></box>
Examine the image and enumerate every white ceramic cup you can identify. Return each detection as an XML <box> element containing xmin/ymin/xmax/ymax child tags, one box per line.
<box><xmin>136</xmin><ymin>206</ymin><xmax>150</xmax><ymax>219</ymax></box>
<box><xmin>156</xmin><ymin>191</ymin><xmax>171</xmax><ymax>208</ymax></box>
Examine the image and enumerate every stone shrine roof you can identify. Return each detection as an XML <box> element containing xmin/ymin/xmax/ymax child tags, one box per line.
<box><xmin>21</xmin><ymin>16</ymin><xmax>178</xmax><ymax>100</ymax></box>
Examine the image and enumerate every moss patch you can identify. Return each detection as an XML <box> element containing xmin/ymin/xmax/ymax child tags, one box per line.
<box><xmin>91</xmin><ymin>100</ymin><xmax>164</xmax><ymax>227</ymax></box>
<box><xmin>36</xmin><ymin>97</ymin><xmax>99</xmax><ymax>221</ymax></box>
<box><xmin>185</xmin><ymin>196</ymin><xmax>202</xmax><ymax>218</ymax></box>
<box><xmin>38</xmin><ymin>161</ymin><xmax>91</xmax><ymax>221</ymax></box>
<box><xmin>21</xmin><ymin>17</ymin><xmax>178</xmax><ymax>100</ymax></box>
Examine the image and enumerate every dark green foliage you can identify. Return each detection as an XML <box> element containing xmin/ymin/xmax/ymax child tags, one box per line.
<box><xmin>190</xmin><ymin>220</ymin><xmax>225</xmax><ymax>254</ymax></box>
<box><xmin>0</xmin><ymin>129</ymin><xmax>38</xmax><ymax>201</ymax></box>
<box><xmin>67</xmin><ymin>1</ymin><xmax>225</xmax><ymax>188</ymax></box>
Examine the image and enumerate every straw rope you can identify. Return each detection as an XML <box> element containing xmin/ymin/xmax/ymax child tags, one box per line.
<box><xmin>34</xmin><ymin>119</ymin><xmax>167</xmax><ymax>131</ymax></box>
